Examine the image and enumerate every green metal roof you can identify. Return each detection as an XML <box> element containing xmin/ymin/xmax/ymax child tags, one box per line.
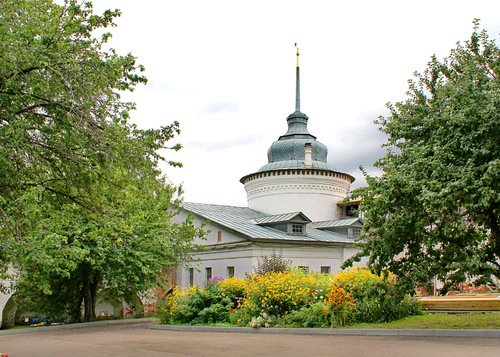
<box><xmin>253</xmin><ymin>212</ymin><xmax>311</xmax><ymax>225</ymax></box>
<box><xmin>182</xmin><ymin>202</ymin><xmax>353</xmax><ymax>244</ymax></box>
<box><xmin>259</xmin><ymin>111</ymin><xmax>334</xmax><ymax>172</ymax></box>
<box><xmin>309</xmin><ymin>218</ymin><xmax>362</xmax><ymax>229</ymax></box>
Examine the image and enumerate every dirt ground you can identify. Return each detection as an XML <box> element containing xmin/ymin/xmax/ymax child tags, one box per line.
<box><xmin>1</xmin><ymin>322</ymin><xmax>499</xmax><ymax>357</ymax></box>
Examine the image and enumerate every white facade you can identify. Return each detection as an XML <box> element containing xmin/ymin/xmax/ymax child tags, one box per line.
<box><xmin>177</xmin><ymin>239</ymin><xmax>357</xmax><ymax>287</ymax></box>
<box><xmin>174</xmin><ymin>206</ymin><xmax>360</xmax><ymax>287</ymax></box>
<box><xmin>243</xmin><ymin>169</ymin><xmax>353</xmax><ymax>222</ymax></box>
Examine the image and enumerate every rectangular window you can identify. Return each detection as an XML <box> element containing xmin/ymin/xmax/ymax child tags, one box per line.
<box><xmin>291</xmin><ymin>224</ymin><xmax>304</xmax><ymax>233</ymax></box>
<box><xmin>206</xmin><ymin>267</ymin><xmax>212</xmax><ymax>283</ymax></box>
<box><xmin>188</xmin><ymin>267</ymin><xmax>194</xmax><ymax>286</ymax></box>
<box><xmin>346</xmin><ymin>205</ymin><xmax>359</xmax><ymax>217</ymax></box>
<box><xmin>320</xmin><ymin>266</ymin><xmax>331</xmax><ymax>274</ymax></box>
<box><xmin>227</xmin><ymin>266</ymin><xmax>235</xmax><ymax>277</ymax></box>
<box><xmin>351</xmin><ymin>228</ymin><xmax>362</xmax><ymax>238</ymax></box>
<box><xmin>217</xmin><ymin>230</ymin><xmax>222</xmax><ymax>243</ymax></box>
<box><xmin>298</xmin><ymin>266</ymin><xmax>309</xmax><ymax>273</ymax></box>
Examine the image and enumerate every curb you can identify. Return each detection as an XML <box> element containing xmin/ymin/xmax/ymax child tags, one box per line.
<box><xmin>0</xmin><ymin>318</ymin><xmax>158</xmax><ymax>335</ymax></box>
<box><xmin>149</xmin><ymin>324</ymin><xmax>500</xmax><ymax>338</ymax></box>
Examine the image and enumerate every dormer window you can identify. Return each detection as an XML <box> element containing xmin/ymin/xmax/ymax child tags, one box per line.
<box><xmin>254</xmin><ymin>212</ymin><xmax>311</xmax><ymax>236</ymax></box>
<box><xmin>290</xmin><ymin>224</ymin><xmax>304</xmax><ymax>234</ymax></box>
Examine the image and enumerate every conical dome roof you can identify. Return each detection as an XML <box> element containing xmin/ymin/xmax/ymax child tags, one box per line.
<box><xmin>258</xmin><ymin>48</ymin><xmax>334</xmax><ymax>172</ymax></box>
<box><xmin>259</xmin><ymin>110</ymin><xmax>334</xmax><ymax>171</ymax></box>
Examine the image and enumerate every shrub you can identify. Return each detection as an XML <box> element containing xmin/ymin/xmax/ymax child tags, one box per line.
<box><xmin>330</xmin><ymin>267</ymin><xmax>384</xmax><ymax>298</ymax></box>
<box><xmin>218</xmin><ymin>277</ymin><xmax>246</xmax><ymax>300</ymax></box>
<box><xmin>229</xmin><ymin>303</ymin><xmax>256</xmax><ymax>326</ymax></box>
<box><xmin>159</xmin><ymin>268</ymin><xmax>421</xmax><ymax>327</ymax></box>
<box><xmin>253</xmin><ymin>250</ymin><xmax>291</xmax><ymax>275</ymax></box>
<box><xmin>330</xmin><ymin>267</ymin><xmax>420</xmax><ymax>323</ymax></box>
<box><xmin>325</xmin><ymin>285</ymin><xmax>356</xmax><ymax>326</ymax></box>
<box><xmin>158</xmin><ymin>286</ymin><xmax>200</xmax><ymax>324</ymax></box>
<box><xmin>281</xmin><ymin>302</ymin><xmax>331</xmax><ymax>328</ymax></box>
<box><xmin>159</xmin><ymin>283</ymin><xmax>233</xmax><ymax>325</ymax></box>
<box><xmin>197</xmin><ymin>303</ymin><xmax>230</xmax><ymax>324</ymax></box>
<box><xmin>244</xmin><ymin>271</ymin><xmax>326</xmax><ymax>317</ymax></box>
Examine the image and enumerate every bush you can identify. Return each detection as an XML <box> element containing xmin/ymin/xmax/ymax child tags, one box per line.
<box><xmin>244</xmin><ymin>271</ymin><xmax>327</xmax><ymax>317</ymax></box>
<box><xmin>254</xmin><ymin>250</ymin><xmax>291</xmax><ymax>275</ymax></box>
<box><xmin>281</xmin><ymin>302</ymin><xmax>331</xmax><ymax>328</ymax></box>
<box><xmin>159</xmin><ymin>283</ymin><xmax>233</xmax><ymax>325</ymax></box>
<box><xmin>218</xmin><ymin>277</ymin><xmax>246</xmax><ymax>301</ymax></box>
<box><xmin>330</xmin><ymin>268</ymin><xmax>421</xmax><ymax>323</ymax></box>
<box><xmin>229</xmin><ymin>303</ymin><xmax>255</xmax><ymax>326</ymax></box>
<box><xmin>158</xmin><ymin>286</ymin><xmax>199</xmax><ymax>324</ymax></box>
<box><xmin>159</xmin><ymin>268</ymin><xmax>421</xmax><ymax>327</ymax></box>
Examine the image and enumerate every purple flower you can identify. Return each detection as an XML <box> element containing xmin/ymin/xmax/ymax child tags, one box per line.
<box><xmin>208</xmin><ymin>276</ymin><xmax>224</xmax><ymax>283</ymax></box>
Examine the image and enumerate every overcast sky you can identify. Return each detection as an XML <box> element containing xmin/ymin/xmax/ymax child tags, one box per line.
<box><xmin>92</xmin><ymin>0</ymin><xmax>499</xmax><ymax>206</ymax></box>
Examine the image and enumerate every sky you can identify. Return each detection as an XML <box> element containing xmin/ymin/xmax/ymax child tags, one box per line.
<box><xmin>92</xmin><ymin>0</ymin><xmax>500</xmax><ymax>206</ymax></box>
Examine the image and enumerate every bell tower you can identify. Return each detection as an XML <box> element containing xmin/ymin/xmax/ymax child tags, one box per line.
<box><xmin>240</xmin><ymin>44</ymin><xmax>354</xmax><ymax>221</ymax></box>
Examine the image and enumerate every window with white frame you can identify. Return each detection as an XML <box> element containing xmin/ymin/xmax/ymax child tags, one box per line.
<box><xmin>351</xmin><ymin>227</ymin><xmax>362</xmax><ymax>238</ymax></box>
<box><xmin>290</xmin><ymin>224</ymin><xmax>304</xmax><ymax>234</ymax></box>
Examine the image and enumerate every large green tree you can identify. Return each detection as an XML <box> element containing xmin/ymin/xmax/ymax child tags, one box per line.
<box><xmin>0</xmin><ymin>0</ymin><xmax>203</xmax><ymax>322</ymax></box>
<box><xmin>346</xmin><ymin>21</ymin><xmax>499</xmax><ymax>293</ymax></box>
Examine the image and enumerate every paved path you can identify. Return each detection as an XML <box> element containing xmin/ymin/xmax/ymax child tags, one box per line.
<box><xmin>1</xmin><ymin>322</ymin><xmax>499</xmax><ymax>357</ymax></box>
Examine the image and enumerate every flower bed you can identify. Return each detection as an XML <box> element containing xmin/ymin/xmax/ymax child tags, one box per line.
<box><xmin>158</xmin><ymin>268</ymin><xmax>421</xmax><ymax>328</ymax></box>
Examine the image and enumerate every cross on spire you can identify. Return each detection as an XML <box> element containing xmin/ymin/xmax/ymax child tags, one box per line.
<box><xmin>295</xmin><ymin>42</ymin><xmax>301</xmax><ymax>112</ymax></box>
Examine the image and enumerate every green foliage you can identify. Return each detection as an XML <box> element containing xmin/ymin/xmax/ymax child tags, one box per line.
<box><xmin>345</xmin><ymin>20</ymin><xmax>500</xmax><ymax>291</ymax></box>
<box><xmin>253</xmin><ymin>250</ymin><xmax>292</xmax><ymax>275</ymax></box>
<box><xmin>248</xmin><ymin>312</ymin><xmax>276</xmax><ymax>328</ymax></box>
<box><xmin>160</xmin><ymin>283</ymin><xmax>233</xmax><ymax>325</ymax></box>
<box><xmin>334</xmin><ymin>268</ymin><xmax>421</xmax><ymax>323</ymax></box>
<box><xmin>243</xmin><ymin>271</ymin><xmax>328</xmax><ymax>316</ymax></box>
<box><xmin>0</xmin><ymin>0</ymin><xmax>204</xmax><ymax>322</ymax></box>
<box><xmin>228</xmin><ymin>305</ymin><xmax>254</xmax><ymax>326</ymax></box>
<box><xmin>159</xmin><ymin>269</ymin><xmax>421</xmax><ymax>327</ymax></box>
<box><xmin>281</xmin><ymin>302</ymin><xmax>331</xmax><ymax>328</ymax></box>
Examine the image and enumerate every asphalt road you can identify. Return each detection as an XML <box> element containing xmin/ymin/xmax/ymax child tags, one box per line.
<box><xmin>1</xmin><ymin>322</ymin><xmax>499</xmax><ymax>357</ymax></box>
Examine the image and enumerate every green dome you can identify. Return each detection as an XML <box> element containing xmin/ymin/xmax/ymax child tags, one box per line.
<box><xmin>259</xmin><ymin>110</ymin><xmax>334</xmax><ymax>172</ymax></box>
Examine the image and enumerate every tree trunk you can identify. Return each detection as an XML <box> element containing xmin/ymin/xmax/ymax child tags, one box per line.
<box><xmin>90</xmin><ymin>273</ymin><xmax>100</xmax><ymax>320</ymax></box>
<box><xmin>83</xmin><ymin>277</ymin><xmax>94</xmax><ymax>322</ymax></box>
<box><xmin>71</xmin><ymin>294</ymin><xmax>84</xmax><ymax>323</ymax></box>
<box><xmin>82</xmin><ymin>271</ymin><xmax>101</xmax><ymax>322</ymax></box>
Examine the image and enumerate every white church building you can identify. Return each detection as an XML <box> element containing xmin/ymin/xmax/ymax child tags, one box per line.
<box><xmin>175</xmin><ymin>48</ymin><xmax>362</xmax><ymax>287</ymax></box>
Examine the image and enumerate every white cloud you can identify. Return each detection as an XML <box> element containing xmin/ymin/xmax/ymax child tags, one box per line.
<box><xmin>93</xmin><ymin>0</ymin><xmax>500</xmax><ymax>206</ymax></box>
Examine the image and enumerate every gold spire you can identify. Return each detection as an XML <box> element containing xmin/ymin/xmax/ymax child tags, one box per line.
<box><xmin>295</xmin><ymin>42</ymin><xmax>300</xmax><ymax>67</ymax></box>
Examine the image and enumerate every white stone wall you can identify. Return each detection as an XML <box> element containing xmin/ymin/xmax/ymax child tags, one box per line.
<box><xmin>0</xmin><ymin>279</ymin><xmax>14</xmax><ymax>324</ymax></box>
<box><xmin>177</xmin><ymin>241</ymin><xmax>355</xmax><ymax>287</ymax></box>
<box><xmin>244</xmin><ymin>171</ymin><xmax>351</xmax><ymax>222</ymax></box>
<box><xmin>178</xmin><ymin>245</ymin><xmax>255</xmax><ymax>287</ymax></box>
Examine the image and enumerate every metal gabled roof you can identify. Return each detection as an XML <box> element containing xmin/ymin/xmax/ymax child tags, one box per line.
<box><xmin>309</xmin><ymin>218</ymin><xmax>362</xmax><ymax>229</ymax></box>
<box><xmin>254</xmin><ymin>212</ymin><xmax>311</xmax><ymax>225</ymax></box>
<box><xmin>182</xmin><ymin>202</ymin><xmax>353</xmax><ymax>244</ymax></box>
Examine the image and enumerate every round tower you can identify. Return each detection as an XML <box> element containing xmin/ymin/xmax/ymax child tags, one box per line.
<box><xmin>240</xmin><ymin>45</ymin><xmax>354</xmax><ymax>222</ymax></box>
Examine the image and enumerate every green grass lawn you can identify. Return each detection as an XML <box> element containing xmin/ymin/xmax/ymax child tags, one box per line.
<box><xmin>348</xmin><ymin>312</ymin><xmax>500</xmax><ymax>329</ymax></box>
